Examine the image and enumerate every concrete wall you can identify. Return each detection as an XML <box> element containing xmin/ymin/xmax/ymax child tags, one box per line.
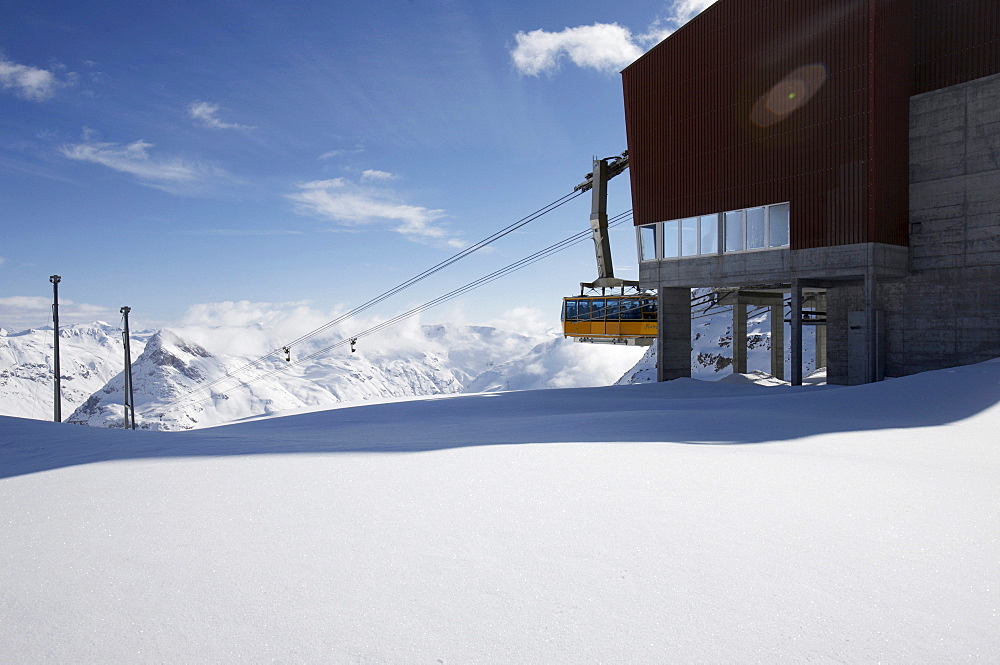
<box><xmin>832</xmin><ymin>72</ymin><xmax>1000</xmax><ymax>382</ymax></box>
<box><xmin>888</xmin><ymin>71</ymin><xmax>1000</xmax><ymax>376</ymax></box>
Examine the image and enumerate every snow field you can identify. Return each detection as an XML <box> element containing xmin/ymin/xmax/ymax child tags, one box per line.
<box><xmin>1</xmin><ymin>360</ymin><xmax>998</xmax><ymax>662</ymax></box>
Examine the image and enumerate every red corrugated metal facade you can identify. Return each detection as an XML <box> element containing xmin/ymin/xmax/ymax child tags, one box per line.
<box><xmin>624</xmin><ymin>0</ymin><xmax>998</xmax><ymax>250</ymax></box>
<box><xmin>913</xmin><ymin>0</ymin><xmax>1000</xmax><ymax>94</ymax></box>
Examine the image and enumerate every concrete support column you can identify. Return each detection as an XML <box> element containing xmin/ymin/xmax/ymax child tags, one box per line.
<box><xmin>865</xmin><ymin>271</ymin><xmax>882</xmax><ymax>383</ymax></box>
<box><xmin>790</xmin><ymin>280</ymin><xmax>803</xmax><ymax>386</ymax></box>
<box><xmin>733</xmin><ymin>302</ymin><xmax>747</xmax><ymax>374</ymax></box>
<box><xmin>815</xmin><ymin>293</ymin><xmax>827</xmax><ymax>370</ymax></box>
<box><xmin>770</xmin><ymin>304</ymin><xmax>785</xmax><ymax>380</ymax></box>
<box><xmin>657</xmin><ymin>287</ymin><xmax>692</xmax><ymax>382</ymax></box>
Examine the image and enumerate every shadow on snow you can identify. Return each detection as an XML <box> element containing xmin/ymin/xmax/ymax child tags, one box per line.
<box><xmin>2</xmin><ymin>360</ymin><xmax>998</xmax><ymax>479</ymax></box>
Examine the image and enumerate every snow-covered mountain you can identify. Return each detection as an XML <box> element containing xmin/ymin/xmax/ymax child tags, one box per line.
<box><xmin>65</xmin><ymin>322</ymin><xmax>644</xmax><ymax>430</ymax></box>
<box><xmin>0</xmin><ymin>322</ymin><xmax>150</xmax><ymax>421</ymax></box>
<box><xmin>4</xmin><ymin>296</ymin><xmax>817</xmax><ymax>430</ymax></box>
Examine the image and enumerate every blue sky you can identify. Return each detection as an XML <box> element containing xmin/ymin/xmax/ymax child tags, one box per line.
<box><xmin>1</xmin><ymin>0</ymin><xmax>713</xmax><ymax>333</ymax></box>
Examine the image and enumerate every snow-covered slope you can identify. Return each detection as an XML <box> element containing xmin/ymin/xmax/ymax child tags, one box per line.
<box><xmin>0</xmin><ymin>322</ymin><xmax>149</xmax><ymax>420</ymax></box>
<box><xmin>2</xmin><ymin>360</ymin><xmax>997</xmax><ymax>662</ymax></box>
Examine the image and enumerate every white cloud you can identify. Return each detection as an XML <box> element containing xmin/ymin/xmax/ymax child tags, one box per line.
<box><xmin>511</xmin><ymin>23</ymin><xmax>643</xmax><ymax>76</ymax></box>
<box><xmin>188</xmin><ymin>101</ymin><xmax>253</xmax><ymax>130</ymax></box>
<box><xmin>0</xmin><ymin>256</ymin><xmax>6</xmax><ymax>266</ymax></box>
<box><xmin>0</xmin><ymin>56</ymin><xmax>59</xmax><ymax>101</ymax></box>
<box><xmin>59</xmin><ymin>139</ymin><xmax>227</xmax><ymax>192</ymax></box>
<box><xmin>175</xmin><ymin>300</ymin><xmax>338</xmax><ymax>356</ymax></box>
<box><xmin>288</xmin><ymin>177</ymin><xmax>464</xmax><ymax>248</ymax></box>
<box><xmin>672</xmin><ymin>0</ymin><xmax>720</xmax><ymax>24</ymax></box>
<box><xmin>510</xmin><ymin>1</ymin><xmax>719</xmax><ymax>75</ymax></box>
<box><xmin>488</xmin><ymin>306</ymin><xmax>557</xmax><ymax>337</ymax></box>
<box><xmin>360</xmin><ymin>169</ymin><xmax>396</xmax><ymax>182</ymax></box>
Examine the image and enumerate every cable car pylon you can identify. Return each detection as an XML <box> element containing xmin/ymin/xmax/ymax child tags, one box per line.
<box><xmin>563</xmin><ymin>152</ymin><xmax>658</xmax><ymax>346</ymax></box>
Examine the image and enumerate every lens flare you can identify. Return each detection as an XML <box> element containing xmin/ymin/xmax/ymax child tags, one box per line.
<box><xmin>751</xmin><ymin>64</ymin><xmax>827</xmax><ymax>128</ymax></box>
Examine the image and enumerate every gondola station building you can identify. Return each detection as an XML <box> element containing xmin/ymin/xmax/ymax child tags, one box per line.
<box><xmin>625</xmin><ymin>0</ymin><xmax>1000</xmax><ymax>385</ymax></box>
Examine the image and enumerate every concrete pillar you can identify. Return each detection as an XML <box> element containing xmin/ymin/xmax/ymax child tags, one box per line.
<box><xmin>790</xmin><ymin>280</ymin><xmax>803</xmax><ymax>386</ymax></box>
<box><xmin>657</xmin><ymin>287</ymin><xmax>692</xmax><ymax>382</ymax></box>
<box><xmin>815</xmin><ymin>293</ymin><xmax>827</xmax><ymax>370</ymax></box>
<box><xmin>864</xmin><ymin>271</ymin><xmax>882</xmax><ymax>383</ymax></box>
<box><xmin>733</xmin><ymin>302</ymin><xmax>747</xmax><ymax>374</ymax></box>
<box><xmin>770</xmin><ymin>304</ymin><xmax>785</xmax><ymax>380</ymax></box>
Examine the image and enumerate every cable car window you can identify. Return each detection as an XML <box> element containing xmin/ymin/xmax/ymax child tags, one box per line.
<box><xmin>605</xmin><ymin>298</ymin><xmax>620</xmax><ymax>319</ymax></box>
<box><xmin>589</xmin><ymin>299</ymin><xmax>606</xmax><ymax>320</ymax></box>
<box><xmin>621</xmin><ymin>298</ymin><xmax>640</xmax><ymax>320</ymax></box>
<box><xmin>642</xmin><ymin>299</ymin><xmax>657</xmax><ymax>320</ymax></box>
<box><xmin>575</xmin><ymin>299</ymin><xmax>591</xmax><ymax>321</ymax></box>
<box><xmin>564</xmin><ymin>299</ymin><xmax>578</xmax><ymax>321</ymax></box>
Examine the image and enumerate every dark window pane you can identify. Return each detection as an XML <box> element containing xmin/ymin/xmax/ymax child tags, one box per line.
<box><xmin>621</xmin><ymin>299</ymin><xmax>640</xmax><ymax>320</ymax></box>
<box><xmin>590</xmin><ymin>299</ymin><xmax>606</xmax><ymax>320</ymax></box>
<box><xmin>642</xmin><ymin>298</ymin><xmax>657</xmax><ymax>320</ymax></box>
<box><xmin>605</xmin><ymin>298</ymin><xmax>620</xmax><ymax>319</ymax></box>
<box><xmin>564</xmin><ymin>300</ymin><xmax>577</xmax><ymax>321</ymax></box>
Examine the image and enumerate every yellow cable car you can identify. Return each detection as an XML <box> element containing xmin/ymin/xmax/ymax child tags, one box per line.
<box><xmin>564</xmin><ymin>153</ymin><xmax>656</xmax><ymax>345</ymax></box>
<box><xmin>562</xmin><ymin>294</ymin><xmax>657</xmax><ymax>345</ymax></box>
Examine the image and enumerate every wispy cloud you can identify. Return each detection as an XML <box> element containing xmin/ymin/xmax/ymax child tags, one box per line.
<box><xmin>510</xmin><ymin>1</ymin><xmax>718</xmax><ymax>76</ymax></box>
<box><xmin>59</xmin><ymin>139</ymin><xmax>228</xmax><ymax>193</ymax></box>
<box><xmin>188</xmin><ymin>101</ymin><xmax>253</xmax><ymax>130</ymax></box>
<box><xmin>360</xmin><ymin>169</ymin><xmax>396</xmax><ymax>182</ymax></box>
<box><xmin>0</xmin><ymin>295</ymin><xmax>114</xmax><ymax>330</ymax></box>
<box><xmin>287</xmin><ymin>177</ymin><xmax>463</xmax><ymax>248</ymax></box>
<box><xmin>183</xmin><ymin>229</ymin><xmax>304</xmax><ymax>237</ymax></box>
<box><xmin>0</xmin><ymin>256</ymin><xmax>6</xmax><ymax>266</ymax></box>
<box><xmin>0</xmin><ymin>55</ymin><xmax>60</xmax><ymax>101</ymax></box>
<box><xmin>318</xmin><ymin>146</ymin><xmax>365</xmax><ymax>160</ymax></box>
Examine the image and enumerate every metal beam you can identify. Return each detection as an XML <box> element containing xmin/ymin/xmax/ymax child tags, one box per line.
<box><xmin>50</xmin><ymin>275</ymin><xmax>62</xmax><ymax>422</ymax></box>
<box><xmin>790</xmin><ymin>279</ymin><xmax>803</xmax><ymax>386</ymax></box>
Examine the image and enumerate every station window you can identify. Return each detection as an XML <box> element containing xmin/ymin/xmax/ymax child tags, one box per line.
<box><xmin>746</xmin><ymin>206</ymin><xmax>766</xmax><ymax>250</ymax></box>
<box><xmin>725</xmin><ymin>210</ymin><xmax>744</xmax><ymax>252</ymax></box>
<box><xmin>722</xmin><ymin>202</ymin><xmax>790</xmax><ymax>253</ymax></box>
<box><xmin>639</xmin><ymin>224</ymin><xmax>658</xmax><ymax>261</ymax></box>
<box><xmin>768</xmin><ymin>203</ymin><xmax>790</xmax><ymax>247</ymax></box>
<box><xmin>700</xmin><ymin>214</ymin><xmax>718</xmax><ymax>254</ymax></box>
<box><xmin>641</xmin><ymin>202</ymin><xmax>789</xmax><ymax>261</ymax></box>
<box><xmin>681</xmin><ymin>217</ymin><xmax>699</xmax><ymax>256</ymax></box>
